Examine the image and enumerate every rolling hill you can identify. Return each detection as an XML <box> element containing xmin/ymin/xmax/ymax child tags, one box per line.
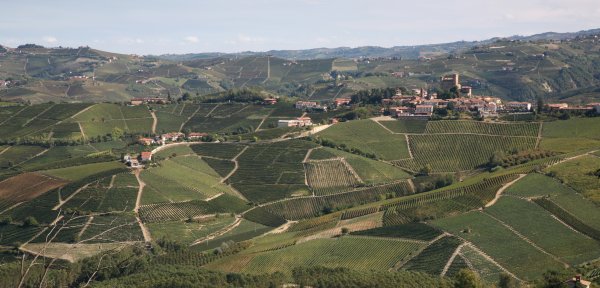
<box><xmin>2</xmin><ymin>28</ymin><xmax>600</xmax><ymax>104</ymax></box>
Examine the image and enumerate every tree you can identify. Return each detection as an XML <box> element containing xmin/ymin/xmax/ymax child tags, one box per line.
<box><xmin>536</xmin><ymin>96</ymin><xmax>545</xmax><ymax>113</ymax></box>
<box><xmin>488</xmin><ymin>151</ymin><xmax>505</xmax><ymax>168</ymax></box>
<box><xmin>23</xmin><ymin>216</ymin><xmax>39</xmax><ymax>227</ymax></box>
<box><xmin>341</xmin><ymin>227</ymin><xmax>349</xmax><ymax>235</ymax></box>
<box><xmin>0</xmin><ymin>216</ymin><xmax>11</xmax><ymax>225</ymax></box>
<box><xmin>498</xmin><ymin>273</ymin><xmax>518</xmax><ymax>288</ymax></box>
<box><xmin>112</xmin><ymin>127</ymin><xmax>124</xmax><ymax>139</ymax></box>
<box><xmin>453</xmin><ymin>269</ymin><xmax>484</xmax><ymax>288</ymax></box>
<box><xmin>539</xmin><ymin>270</ymin><xmax>570</xmax><ymax>288</ymax></box>
<box><xmin>419</xmin><ymin>164</ymin><xmax>432</xmax><ymax>176</ymax></box>
<box><xmin>181</xmin><ymin>92</ymin><xmax>191</xmax><ymax>101</ymax></box>
<box><xmin>594</xmin><ymin>168</ymin><xmax>600</xmax><ymax>179</ymax></box>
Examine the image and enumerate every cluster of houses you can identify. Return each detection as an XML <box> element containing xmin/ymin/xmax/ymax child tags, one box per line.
<box><xmin>138</xmin><ymin>132</ymin><xmax>208</xmax><ymax>146</ymax></box>
<box><xmin>123</xmin><ymin>152</ymin><xmax>152</xmax><ymax>168</ymax></box>
<box><xmin>130</xmin><ymin>97</ymin><xmax>169</xmax><ymax>106</ymax></box>
<box><xmin>383</xmin><ymin>73</ymin><xmax>600</xmax><ymax>119</ymax></box>
<box><xmin>545</xmin><ymin>102</ymin><xmax>600</xmax><ymax>113</ymax></box>
<box><xmin>295</xmin><ymin>101</ymin><xmax>328</xmax><ymax>112</ymax></box>
<box><xmin>294</xmin><ymin>98</ymin><xmax>352</xmax><ymax>113</ymax></box>
<box><xmin>384</xmin><ymin>86</ymin><xmax>503</xmax><ymax>118</ymax></box>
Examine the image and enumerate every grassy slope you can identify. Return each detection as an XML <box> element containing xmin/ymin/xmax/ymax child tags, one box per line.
<box><xmin>541</xmin><ymin>118</ymin><xmax>600</xmax><ymax>152</ymax></box>
<box><xmin>41</xmin><ymin>161</ymin><xmax>123</xmax><ymax>181</ymax></box>
<box><xmin>546</xmin><ymin>155</ymin><xmax>600</xmax><ymax>204</ymax></box>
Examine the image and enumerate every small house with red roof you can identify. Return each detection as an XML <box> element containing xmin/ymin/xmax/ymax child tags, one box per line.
<box><xmin>140</xmin><ymin>152</ymin><xmax>152</xmax><ymax>162</ymax></box>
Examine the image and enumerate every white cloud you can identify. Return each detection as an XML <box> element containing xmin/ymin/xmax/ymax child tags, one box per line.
<box><xmin>42</xmin><ymin>36</ymin><xmax>58</xmax><ymax>44</ymax></box>
<box><xmin>184</xmin><ymin>36</ymin><xmax>199</xmax><ymax>43</ymax></box>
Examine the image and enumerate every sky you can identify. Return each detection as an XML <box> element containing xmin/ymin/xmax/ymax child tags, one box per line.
<box><xmin>2</xmin><ymin>0</ymin><xmax>600</xmax><ymax>55</ymax></box>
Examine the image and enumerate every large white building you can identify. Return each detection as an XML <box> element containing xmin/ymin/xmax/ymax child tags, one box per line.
<box><xmin>278</xmin><ymin>117</ymin><xmax>313</xmax><ymax>128</ymax></box>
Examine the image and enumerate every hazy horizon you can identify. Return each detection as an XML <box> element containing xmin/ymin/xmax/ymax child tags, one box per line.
<box><xmin>2</xmin><ymin>0</ymin><xmax>600</xmax><ymax>55</ymax></box>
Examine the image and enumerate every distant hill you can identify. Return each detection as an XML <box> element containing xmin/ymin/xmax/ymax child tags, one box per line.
<box><xmin>157</xmin><ymin>28</ymin><xmax>600</xmax><ymax>61</ymax></box>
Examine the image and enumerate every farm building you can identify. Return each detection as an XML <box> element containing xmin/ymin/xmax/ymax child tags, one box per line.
<box><xmin>161</xmin><ymin>132</ymin><xmax>185</xmax><ymax>142</ymax></box>
<box><xmin>422</xmin><ymin>99</ymin><xmax>447</xmax><ymax>108</ymax></box>
<box><xmin>129</xmin><ymin>159</ymin><xmax>141</xmax><ymax>168</ymax></box>
<box><xmin>140</xmin><ymin>152</ymin><xmax>152</xmax><ymax>162</ymax></box>
<box><xmin>565</xmin><ymin>275</ymin><xmax>591</xmax><ymax>288</ymax></box>
<box><xmin>334</xmin><ymin>98</ymin><xmax>351</xmax><ymax>107</ymax></box>
<box><xmin>295</xmin><ymin>101</ymin><xmax>327</xmax><ymax>111</ymax></box>
<box><xmin>138</xmin><ymin>137</ymin><xmax>156</xmax><ymax>146</ymax></box>
<box><xmin>187</xmin><ymin>132</ymin><xmax>208</xmax><ymax>140</ymax></box>
<box><xmin>504</xmin><ymin>101</ymin><xmax>532</xmax><ymax>111</ymax></box>
<box><xmin>278</xmin><ymin>117</ymin><xmax>313</xmax><ymax>128</ymax></box>
<box><xmin>263</xmin><ymin>98</ymin><xmax>277</xmax><ymax>105</ymax></box>
<box><xmin>130</xmin><ymin>97</ymin><xmax>167</xmax><ymax>105</ymax></box>
<box><xmin>415</xmin><ymin>105</ymin><xmax>434</xmax><ymax>116</ymax></box>
<box><xmin>547</xmin><ymin>103</ymin><xmax>569</xmax><ymax>110</ymax></box>
<box><xmin>389</xmin><ymin>106</ymin><xmax>414</xmax><ymax>117</ymax></box>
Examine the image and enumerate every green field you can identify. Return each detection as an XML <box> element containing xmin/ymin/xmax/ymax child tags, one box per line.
<box><xmin>546</xmin><ymin>155</ymin><xmax>600</xmax><ymax>204</ymax></box>
<box><xmin>540</xmin><ymin>118</ymin><xmax>600</xmax><ymax>152</ymax></box>
<box><xmin>542</xmin><ymin>118</ymin><xmax>600</xmax><ymax>139</ymax></box>
<box><xmin>316</xmin><ymin>119</ymin><xmax>410</xmax><ymax>160</ymax></box>
<box><xmin>141</xmin><ymin>156</ymin><xmax>230</xmax><ymax>203</ymax></box>
<box><xmin>41</xmin><ymin>161</ymin><xmax>123</xmax><ymax>181</ymax></box>
<box><xmin>73</xmin><ymin>103</ymin><xmax>153</xmax><ymax>137</ymax></box>
<box><xmin>504</xmin><ymin>173</ymin><xmax>573</xmax><ymax>198</ymax></box>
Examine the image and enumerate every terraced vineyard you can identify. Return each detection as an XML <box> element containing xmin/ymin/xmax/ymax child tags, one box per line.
<box><xmin>433</xmin><ymin>211</ymin><xmax>565</xmax><ymax>280</ymax></box>
<box><xmin>229</xmin><ymin>140</ymin><xmax>316</xmax><ymax>203</ymax></box>
<box><xmin>0</xmin><ymin>98</ymin><xmax>599</xmax><ymax>286</ymax></box>
<box><xmin>485</xmin><ymin>197</ymin><xmax>600</xmax><ymax>264</ymax></box>
<box><xmin>304</xmin><ymin>159</ymin><xmax>362</xmax><ymax>196</ymax></box>
<box><xmin>139</xmin><ymin>197</ymin><xmax>248</xmax><ymax>223</ymax></box>
<box><xmin>351</xmin><ymin>222</ymin><xmax>443</xmax><ymax>241</ymax></box>
<box><xmin>263</xmin><ymin>181</ymin><xmax>412</xmax><ymax>220</ymax></box>
<box><xmin>396</xmin><ymin>134</ymin><xmax>537</xmax><ymax>171</ymax></box>
<box><xmin>402</xmin><ymin>236</ymin><xmax>463</xmax><ymax>275</ymax></box>
<box><xmin>378</xmin><ymin>119</ymin><xmax>428</xmax><ymax>133</ymax></box>
<box><xmin>239</xmin><ymin>236</ymin><xmax>424</xmax><ymax>274</ymax></box>
<box><xmin>424</xmin><ymin>121</ymin><xmax>540</xmax><ymax>137</ymax></box>
<box><xmin>309</xmin><ymin>147</ymin><xmax>411</xmax><ymax>185</ymax></box>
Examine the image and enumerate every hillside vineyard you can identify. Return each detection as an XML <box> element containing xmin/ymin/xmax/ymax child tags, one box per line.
<box><xmin>1</xmin><ymin>32</ymin><xmax>600</xmax><ymax>288</ymax></box>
